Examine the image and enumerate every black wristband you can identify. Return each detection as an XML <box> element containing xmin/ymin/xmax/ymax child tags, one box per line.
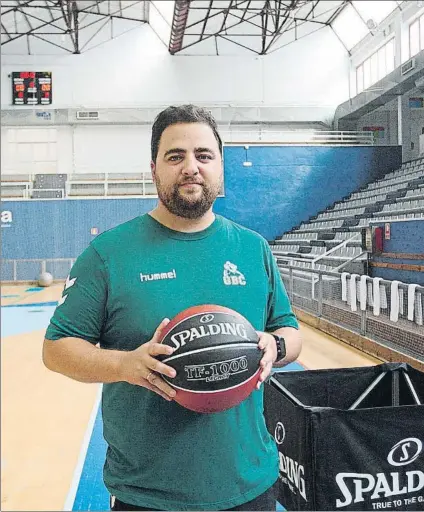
<box><xmin>271</xmin><ymin>333</ymin><xmax>286</xmax><ymax>362</ymax></box>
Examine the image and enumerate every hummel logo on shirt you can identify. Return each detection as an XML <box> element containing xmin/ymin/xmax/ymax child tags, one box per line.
<box><xmin>58</xmin><ymin>275</ymin><xmax>77</xmax><ymax>306</ymax></box>
<box><xmin>65</xmin><ymin>275</ymin><xmax>77</xmax><ymax>290</ymax></box>
<box><xmin>223</xmin><ymin>261</ymin><xmax>246</xmax><ymax>286</ymax></box>
<box><xmin>140</xmin><ymin>269</ymin><xmax>177</xmax><ymax>282</ymax></box>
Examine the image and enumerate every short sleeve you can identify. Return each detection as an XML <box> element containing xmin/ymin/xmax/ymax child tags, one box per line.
<box><xmin>263</xmin><ymin>242</ymin><xmax>299</xmax><ymax>331</ymax></box>
<box><xmin>45</xmin><ymin>244</ymin><xmax>108</xmax><ymax>344</ymax></box>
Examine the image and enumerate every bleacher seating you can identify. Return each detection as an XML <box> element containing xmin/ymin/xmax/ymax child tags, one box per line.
<box><xmin>272</xmin><ymin>157</ymin><xmax>424</xmax><ymax>275</ymax></box>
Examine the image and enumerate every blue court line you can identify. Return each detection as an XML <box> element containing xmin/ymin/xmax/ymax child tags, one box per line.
<box><xmin>1</xmin><ymin>295</ymin><xmax>20</xmax><ymax>298</ymax></box>
<box><xmin>26</xmin><ymin>287</ymin><xmax>44</xmax><ymax>292</ymax></box>
<box><xmin>2</xmin><ymin>301</ymin><xmax>58</xmax><ymax>308</ymax></box>
<box><xmin>70</xmin><ymin>363</ymin><xmax>304</xmax><ymax>511</ymax></box>
<box><xmin>70</xmin><ymin>392</ymin><xmax>107</xmax><ymax>512</ymax></box>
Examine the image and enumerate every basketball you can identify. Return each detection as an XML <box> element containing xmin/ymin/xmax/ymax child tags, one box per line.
<box><xmin>158</xmin><ymin>305</ymin><xmax>262</xmax><ymax>413</ymax></box>
<box><xmin>38</xmin><ymin>272</ymin><xmax>53</xmax><ymax>287</ymax></box>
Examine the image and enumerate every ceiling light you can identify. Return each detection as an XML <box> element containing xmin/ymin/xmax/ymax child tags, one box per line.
<box><xmin>366</xmin><ymin>18</ymin><xmax>377</xmax><ymax>30</ymax></box>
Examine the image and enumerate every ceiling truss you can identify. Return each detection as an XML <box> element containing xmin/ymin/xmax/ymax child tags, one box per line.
<box><xmin>0</xmin><ymin>0</ymin><xmax>405</xmax><ymax>56</ymax></box>
<box><xmin>168</xmin><ymin>0</ymin><xmax>351</xmax><ymax>56</ymax></box>
<box><xmin>1</xmin><ymin>0</ymin><xmax>148</xmax><ymax>54</ymax></box>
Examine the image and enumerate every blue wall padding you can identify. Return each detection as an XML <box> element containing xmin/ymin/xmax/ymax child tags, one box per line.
<box><xmin>214</xmin><ymin>145</ymin><xmax>401</xmax><ymax>239</ymax></box>
<box><xmin>1</xmin><ymin>145</ymin><xmax>402</xmax><ymax>268</ymax></box>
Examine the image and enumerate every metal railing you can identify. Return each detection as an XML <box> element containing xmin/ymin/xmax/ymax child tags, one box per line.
<box><xmin>1</xmin><ymin>173</ymin><xmax>157</xmax><ymax>200</ymax></box>
<box><xmin>273</xmin><ymin>233</ymin><xmax>367</xmax><ymax>296</ymax></box>
<box><xmin>1</xmin><ymin>181</ymin><xmax>32</xmax><ymax>199</ymax></box>
<box><xmin>221</xmin><ymin>130</ymin><xmax>375</xmax><ymax>145</ymax></box>
<box><xmin>1</xmin><ymin>172</ymin><xmax>226</xmax><ymax>200</ymax></box>
<box><xmin>279</xmin><ymin>265</ymin><xmax>424</xmax><ymax>362</ymax></box>
<box><xmin>2</xmin><ymin>255</ymin><xmax>423</xmax><ymax>364</ymax></box>
<box><xmin>2</xmin><ymin>258</ymin><xmax>75</xmax><ymax>282</ymax></box>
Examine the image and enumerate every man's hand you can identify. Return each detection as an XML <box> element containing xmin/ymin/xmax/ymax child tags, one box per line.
<box><xmin>119</xmin><ymin>318</ymin><xmax>177</xmax><ymax>401</ymax></box>
<box><xmin>256</xmin><ymin>332</ymin><xmax>278</xmax><ymax>390</ymax></box>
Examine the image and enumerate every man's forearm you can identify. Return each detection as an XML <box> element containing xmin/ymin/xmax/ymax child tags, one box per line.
<box><xmin>43</xmin><ymin>337</ymin><xmax>126</xmax><ymax>383</ymax></box>
<box><xmin>272</xmin><ymin>326</ymin><xmax>302</xmax><ymax>367</ymax></box>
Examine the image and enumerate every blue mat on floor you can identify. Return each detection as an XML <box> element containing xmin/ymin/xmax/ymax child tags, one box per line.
<box><xmin>2</xmin><ymin>301</ymin><xmax>58</xmax><ymax>308</ymax></box>
<box><xmin>1</xmin><ymin>305</ymin><xmax>57</xmax><ymax>337</ymax></box>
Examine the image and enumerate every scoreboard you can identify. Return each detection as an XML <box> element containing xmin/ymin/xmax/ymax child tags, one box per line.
<box><xmin>12</xmin><ymin>71</ymin><xmax>52</xmax><ymax>105</ymax></box>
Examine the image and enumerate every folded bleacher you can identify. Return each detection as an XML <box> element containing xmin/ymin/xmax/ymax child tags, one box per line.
<box><xmin>271</xmin><ymin>157</ymin><xmax>424</xmax><ymax>275</ymax></box>
<box><xmin>32</xmin><ymin>174</ymin><xmax>67</xmax><ymax>199</ymax></box>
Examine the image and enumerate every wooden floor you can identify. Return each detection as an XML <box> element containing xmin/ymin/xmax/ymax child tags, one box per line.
<box><xmin>298</xmin><ymin>322</ymin><xmax>381</xmax><ymax>369</ymax></box>
<box><xmin>1</xmin><ymin>284</ymin><xmax>381</xmax><ymax>512</ymax></box>
<box><xmin>1</xmin><ymin>285</ymin><xmax>98</xmax><ymax>512</ymax></box>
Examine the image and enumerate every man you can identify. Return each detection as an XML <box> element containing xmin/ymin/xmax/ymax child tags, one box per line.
<box><xmin>43</xmin><ymin>105</ymin><xmax>302</xmax><ymax>511</ymax></box>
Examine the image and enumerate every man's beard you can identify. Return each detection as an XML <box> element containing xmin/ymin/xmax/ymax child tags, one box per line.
<box><xmin>155</xmin><ymin>175</ymin><xmax>222</xmax><ymax>219</ymax></box>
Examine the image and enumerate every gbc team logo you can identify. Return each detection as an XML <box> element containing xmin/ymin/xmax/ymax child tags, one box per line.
<box><xmin>387</xmin><ymin>438</ymin><xmax>422</xmax><ymax>467</ymax></box>
<box><xmin>200</xmin><ymin>314</ymin><xmax>214</xmax><ymax>324</ymax></box>
<box><xmin>274</xmin><ymin>422</ymin><xmax>286</xmax><ymax>445</ymax></box>
<box><xmin>223</xmin><ymin>261</ymin><xmax>246</xmax><ymax>286</ymax></box>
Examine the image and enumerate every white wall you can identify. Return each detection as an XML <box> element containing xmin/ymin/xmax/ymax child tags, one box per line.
<box><xmin>1</xmin><ymin>126</ymin><xmax>73</xmax><ymax>175</ymax></box>
<box><xmin>1</xmin><ymin>20</ymin><xmax>351</xmax><ymax>176</ymax></box>
<box><xmin>0</xmin><ymin>125</ymin><xmax>151</xmax><ymax>175</ymax></box>
<box><xmin>1</xmin><ymin>23</ymin><xmax>349</xmax><ymax>122</ymax></box>
<box><xmin>73</xmin><ymin>125</ymin><xmax>150</xmax><ymax>174</ymax></box>
<box><xmin>1</xmin><ymin>121</ymin><xmax>333</xmax><ymax>176</ymax></box>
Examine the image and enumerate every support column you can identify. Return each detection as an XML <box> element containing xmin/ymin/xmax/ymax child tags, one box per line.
<box><xmin>397</xmin><ymin>95</ymin><xmax>402</xmax><ymax>146</ymax></box>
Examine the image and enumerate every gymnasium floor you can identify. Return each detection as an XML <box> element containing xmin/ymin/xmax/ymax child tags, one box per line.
<box><xmin>1</xmin><ymin>284</ymin><xmax>381</xmax><ymax>512</ymax></box>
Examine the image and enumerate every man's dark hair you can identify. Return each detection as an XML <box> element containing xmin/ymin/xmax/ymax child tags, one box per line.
<box><xmin>151</xmin><ymin>104</ymin><xmax>223</xmax><ymax>163</ymax></box>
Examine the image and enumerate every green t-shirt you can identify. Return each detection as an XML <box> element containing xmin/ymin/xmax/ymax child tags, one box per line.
<box><xmin>46</xmin><ymin>213</ymin><xmax>298</xmax><ymax>511</ymax></box>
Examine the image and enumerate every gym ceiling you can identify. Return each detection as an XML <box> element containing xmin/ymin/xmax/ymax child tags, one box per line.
<box><xmin>1</xmin><ymin>1</ymin><xmax>403</xmax><ymax>55</ymax></box>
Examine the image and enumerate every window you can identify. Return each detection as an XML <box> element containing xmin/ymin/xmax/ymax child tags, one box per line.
<box><xmin>356</xmin><ymin>38</ymin><xmax>395</xmax><ymax>94</ymax></box>
<box><xmin>385</xmin><ymin>38</ymin><xmax>395</xmax><ymax>73</ymax></box>
<box><xmin>421</xmin><ymin>15</ymin><xmax>424</xmax><ymax>54</ymax></box>
<box><xmin>370</xmin><ymin>52</ymin><xmax>379</xmax><ymax>85</ymax></box>
<box><xmin>363</xmin><ymin>58</ymin><xmax>371</xmax><ymax>89</ymax></box>
<box><xmin>352</xmin><ymin>1</ymin><xmax>400</xmax><ymax>26</ymax></box>
<box><xmin>409</xmin><ymin>14</ymin><xmax>423</xmax><ymax>58</ymax></box>
<box><xmin>332</xmin><ymin>4</ymin><xmax>369</xmax><ymax>51</ymax></box>
<box><xmin>357</xmin><ymin>64</ymin><xmax>364</xmax><ymax>94</ymax></box>
<box><xmin>333</xmin><ymin>1</ymin><xmax>400</xmax><ymax>51</ymax></box>
<box><xmin>377</xmin><ymin>46</ymin><xmax>386</xmax><ymax>80</ymax></box>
